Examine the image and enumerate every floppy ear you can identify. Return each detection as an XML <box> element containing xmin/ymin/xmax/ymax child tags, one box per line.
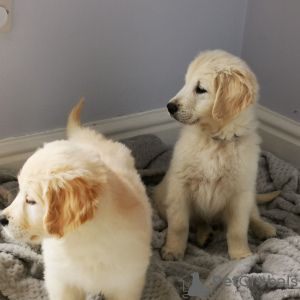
<box><xmin>44</xmin><ymin>175</ymin><xmax>103</xmax><ymax>238</ymax></box>
<box><xmin>212</xmin><ymin>69</ymin><xmax>258</xmax><ymax>122</ymax></box>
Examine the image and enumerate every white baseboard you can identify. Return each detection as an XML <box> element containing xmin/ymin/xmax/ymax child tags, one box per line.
<box><xmin>0</xmin><ymin>105</ymin><xmax>299</xmax><ymax>170</ymax></box>
<box><xmin>256</xmin><ymin>105</ymin><xmax>300</xmax><ymax>168</ymax></box>
<box><xmin>0</xmin><ymin>109</ymin><xmax>180</xmax><ymax>170</ymax></box>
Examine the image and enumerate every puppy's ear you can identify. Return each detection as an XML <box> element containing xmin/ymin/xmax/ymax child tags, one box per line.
<box><xmin>212</xmin><ymin>69</ymin><xmax>258</xmax><ymax>122</ymax></box>
<box><xmin>44</xmin><ymin>173</ymin><xmax>104</xmax><ymax>238</ymax></box>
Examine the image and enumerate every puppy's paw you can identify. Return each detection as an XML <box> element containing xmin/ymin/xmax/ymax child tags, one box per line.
<box><xmin>229</xmin><ymin>250</ymin><xmax>253</xmax><ymax>260</ymax></box>
<box><xmin>253</xmin><ymin>222</ymin><xmax>276</xmax><ymax>240</ymax></box>
<box><xmin>161</xmin><ymin>245</ymin><xmax>184</xmax><ymax>261</ymax></box>
<box><xmin>197</xmin><ymin>232</ymin><xmax>214</xmax><ymax>247</ymax></box>
<box><xmin>196</xmin><ymin>225</ymin><xmax>214</xmax><ymax>247</ymax></box>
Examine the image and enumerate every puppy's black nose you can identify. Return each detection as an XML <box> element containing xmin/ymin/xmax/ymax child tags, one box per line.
<box><xmin>0</xmin><ymin>215</ymin><xmax>9</xmax><ymax>227</ymax></box>
<box><xmin>167</xmin><ymin>102</ymin><xmax>178</xmax><ymax>115</ymax></box>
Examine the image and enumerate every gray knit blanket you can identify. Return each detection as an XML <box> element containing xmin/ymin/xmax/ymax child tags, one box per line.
<box><xmin>0</xmin><ymin>134</ymin><xmax>299</xmax><ymax>300</ymax></box>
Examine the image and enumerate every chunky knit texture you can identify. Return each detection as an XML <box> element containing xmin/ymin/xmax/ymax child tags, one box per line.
<box><xmin>0</xmin><ymin>134</ymin><xmax>299</xmax><ymax>300</ymax></box>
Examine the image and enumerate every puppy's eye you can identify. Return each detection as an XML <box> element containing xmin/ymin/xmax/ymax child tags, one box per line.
<box><xmin>195</xmin><ymin>86</ymin><xmax>207</xmax><ymax>94</ymax></box>
<box><xmin>26</xmin><ymin>199</ymin><xmax>36</xmax><ymax>205</ymax></box>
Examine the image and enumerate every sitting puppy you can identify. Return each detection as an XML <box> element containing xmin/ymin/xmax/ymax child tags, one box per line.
<box><xmin>153</xmin><ymin>50</ymin><xmax>278</xmax><ymax>261</ymax></box>
<box><xmin>0</xmin><ymin>99</ymin><xmax>152</xmax><ymax>300</ymax></box>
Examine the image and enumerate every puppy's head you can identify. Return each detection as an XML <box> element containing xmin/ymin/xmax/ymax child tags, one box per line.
<box><xmin>167</xmin><ymin>50</ymin><xmax>258</xmax><ymax>125</ymax></box>
<box><xmin>0</xmin><ymin>141</ymin><xmax>106</xmax><ymax>243</ymax></box>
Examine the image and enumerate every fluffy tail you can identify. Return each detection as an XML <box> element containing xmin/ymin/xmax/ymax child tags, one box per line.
<box><xmin>256</xmin><ymin>190</ymin><xmax>281</xmax><ymax>204</ymax></box>
<box><xmin>66</xmin><ymin>98</ymin><xmax>85</xmax><ymax>139</ymax></box>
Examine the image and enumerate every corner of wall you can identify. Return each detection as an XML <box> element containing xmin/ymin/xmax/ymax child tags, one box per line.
<box><xmin>239</xmin><ymin>0</ymin><xmax>250</xmax><ymax>57</ymax></box>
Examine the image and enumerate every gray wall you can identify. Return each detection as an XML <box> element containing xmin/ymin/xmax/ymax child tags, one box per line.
<box><xmin>241</xmin><ymin>0</ymin><xmax>300</xmax><ymax>123</ymax></box>
<box><xmin>0</xmin><ymin>0</ymin><xmax>247</xmax><ymax>139</ymax></box>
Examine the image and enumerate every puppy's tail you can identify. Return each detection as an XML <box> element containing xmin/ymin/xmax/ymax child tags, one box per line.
<box><xmin>66</xmin><ymin>98</ymin><xmax>85</xmax><ymax>139</ymax></box>
<box><xmin>256</xmin><ymin>190</ymin><xmax>281</xmax><ymax>204</ymax></box>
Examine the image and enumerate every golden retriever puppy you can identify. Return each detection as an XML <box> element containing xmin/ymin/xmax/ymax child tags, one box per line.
<box><xmin>0</xmin><ymin>99</ymin><xmax>152</xmax><ymax>300</ymax></box>
<box><xmin>153</xmin><ymin>50</ymin><xmax>278</xmax><ymax>261</ymax></box>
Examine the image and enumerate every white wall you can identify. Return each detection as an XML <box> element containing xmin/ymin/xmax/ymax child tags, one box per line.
<box><xmin>241</xmin><ymin>0</ymin><xmax>300</xmax><ymax>123</ymax></box>
<box><xmin>0</xmin><ymin>0</ymin><xmax>247</xmax><ymax>140</ymax></box>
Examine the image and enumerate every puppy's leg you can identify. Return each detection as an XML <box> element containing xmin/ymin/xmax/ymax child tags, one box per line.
<box><xmin>161</xmin><ymin>184</ymin><xmax>189</xmax><ymax>261</ymax></box>
<box><xmin>107</xmin><ymin>275</ymin><xmax>145</xmax><ymax>300</ymax></box>
<box><xmin>250</xmin><ymin>205</ymin><xmax>276</xmax><ymax>239</ymax></box>
<box><xmin>152</xmin><ymin>179</ymin><xmax>168</xmax><ymax>221</ymax></box>
<box><xmin>46</xmin><ymin>285</ymin><xmax>85</xmax><ymax>300</ymax></box>
<box><xmin>196</xmin><ymin>224</ymin><xmax>214</xmax><ymax>247</ymax></box>
<box><xmin>45</xmin><ymin>278</ymin><xmax>85</xmax><ymax>300</ymax></box>
<box><xmin>224</xmin><ymin>192</ymin><xmax>253</xmax><ymax>260</ymax></box>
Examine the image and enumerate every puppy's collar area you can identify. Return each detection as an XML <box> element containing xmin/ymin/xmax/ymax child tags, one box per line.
<box><xmin>211</xmin><ymin>134</ymin><xmax>240</xmax><ymax>141</ymax></box>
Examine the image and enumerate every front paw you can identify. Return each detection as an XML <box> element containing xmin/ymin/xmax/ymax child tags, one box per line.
<box><xmin>229</xmin><ymin>250</ymin><xmax>253</xmax><ymax>260</ymax></box>
<box><xmin>161</xmin><ymin>244</ymin><xmax>184</xmax><ymax>261</ymax></box>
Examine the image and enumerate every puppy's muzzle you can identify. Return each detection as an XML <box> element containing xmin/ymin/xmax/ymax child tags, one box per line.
<box><xmin>0</xmin><ymin>214</ymin><xmax>9</xmax><ymax>226</ymax></box>
<box><xmin>167</xmin><ymin>102</ymin><xmax>178</xmax><ymax>115</ymax></box>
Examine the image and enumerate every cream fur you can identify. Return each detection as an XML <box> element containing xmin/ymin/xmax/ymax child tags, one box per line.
<box><xmin>1</xmin><ymin>99</ymin><xmax>152</xmax><ymax>300</ymax></box>
<box><xmin>153</xmin><ymin>50</ymin><xmax>276</xmax><ymax>261</ymax></box>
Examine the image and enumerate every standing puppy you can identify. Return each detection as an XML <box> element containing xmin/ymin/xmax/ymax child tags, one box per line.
<box><xmin>0</xmin><ymin>99</ymin><xmax>152</xmax><ymax>300</ymax></box>
<box><xmin>153</xmin><ymin>50</ymin><xmax>277</xmax><ymax>260</ymax></box>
